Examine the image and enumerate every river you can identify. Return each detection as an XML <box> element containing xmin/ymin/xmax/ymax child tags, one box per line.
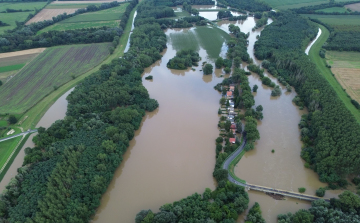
<box><xmin>0</xmin><ymin>88</ymin><xmax>73</xmax><ymax>192</ymax></box>
<box><xmin>92</xmin><ymin>27</ymin><xmax>229</xmax><ymax>222</ymax></box>
<box><xmin>215</xmin><ymin>13</ymin><xmax>341</xmax><ymax>222</ymax></box>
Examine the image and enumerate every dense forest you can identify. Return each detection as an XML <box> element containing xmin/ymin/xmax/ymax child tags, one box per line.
<box><xmin>136</xmin><ymin>182</ymin><xmax>249</xmax><ymax>223</ymax></box>
<box><xmin>216</xmin><ymin>0</ymin><xmax>270</xmax><ymax>12</ymax></box>
<box><xmin>167</xmin><ymin>49</ymin><xmax>200</xmax><ymax>69</ymax></box>
<box><xmin>278</xmin><ymin>191</ymin><xmax>360</xmax><ymax>222</ymax></box>
<box><xmin>254</xmin><ymin>10</ymin><xmax>360</xmax><ymax>184</ymax></box>
<box><xmin>324</xmin><ymin>30</ymin><xmax>360</xmax><ymax>52</ymax></box>
<box><xmin>0</xmin><ymin>0</ymin><xmax>173</xmax><ymax>221</ymax></box>
<box><xmin>0</xmin><ymin>1</ymin><xmax>124</xmax><ymax>53</ymax></box>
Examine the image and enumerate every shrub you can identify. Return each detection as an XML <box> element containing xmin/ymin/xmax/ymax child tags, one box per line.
<box><xmin>298</xmin><ymin>187</ymin><xmax>306</xmax><ymax>193</ymax></box>
<box><xmin>253</xmin><ymin>85</ymin><xmax>258</xmax><ymax>92</ymax></box>
<box><xmin>203</xmin><ymin>64</ymin><xmax>213</xmax><ymax>75</ymax></box>
<box><xmin>8</xmin><ymin>115</ymin><xmax>17</xmax><ymax>124</ymax></box>
<box><xmin>271</xmin><ymin>85</ymin><xmax>282</xmax><ymax>96</ymax></box>
<box><xmin>316</xmin><ymin>187</ymin><xmax>326</xmax><ymax>197</ymax></box>
<box><xmin>145</xmin><ymin>75</ymin><xmax>153</xmax><ymax>80</ymax></box>
<box><xmin>216</xmin><ymin>137</ymin><xmax>223</xmax><ymax>143</ymax></box>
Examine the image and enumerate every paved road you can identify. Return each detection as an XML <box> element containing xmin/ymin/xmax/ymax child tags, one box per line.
<box><xmin>0</xmin><ymin>129</ymin><xmax>38</xmax><ymax>143</ymax></box>
<box><xmin>222</xmin><ymin>137</ymin><xmax>328</xmax><ymax>202</ymax></box>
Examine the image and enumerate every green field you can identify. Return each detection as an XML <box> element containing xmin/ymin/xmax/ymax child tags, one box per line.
<box><xmin>0</xmin><ymin>43</ymin><xmax>112</xmax><ymax>114</ymax></box>
<box><xmin>316</xmin><ymin>6</ymin><xmax>348</xmax><ymax>13</ymax></box>
<box><xmin>38</xmin><ymin>3</ymin><xmax>128</xmax><ymax>33</ymax></box>
<box><xmin>0</xmin><ymin>2</ymin><xmax>47</xmax><ymax>34</ymax></box>
<box><xmin>169</xmin><ymin>26</ymin><xmax>230</xmax><ymax>60</ymax></box>
<box><xmin>0</xmin><ymin>64</ymin><xmax>25</xmax><ymax>73</ymax></box>
<box><xmin>302</xmin><ymin>14</ymin><xmax>360</xmax><ymax>25</ymax></box>
<box><xmin>308</xmin><ymin>24</ymin><xmax>360</xmax><ymax>123</ymax></box>
<box><xmin>262</xmin><ymin>0</ymin><xmax>328</xmax><ymax>9</ymax></box>
<box><xmin>0</xmin><ymin>137</ymin><xmax>22</xmax><ymax>171</ymax></box>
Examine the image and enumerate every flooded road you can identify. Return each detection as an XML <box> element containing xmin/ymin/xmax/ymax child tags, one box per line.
<box><xmin>0</xmin><ymin>88</ymin><xmax>73</xmax><ymax>192</ymax></box>
<box><xmin>93</xmin><ymin>28</ymin><xmax>228</xmax><ymax>223</ymax></box>
<box><xmin>216</xmin><ymin>15</ymin><xmax>340</xmax><ymax>222</ymax></box>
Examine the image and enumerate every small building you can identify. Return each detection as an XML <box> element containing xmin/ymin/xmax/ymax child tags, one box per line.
<box><xmin>229</xmin><ymin>138</ymin><xmax>236</xmax><ymax>144</ymax></box>
<box><xmin>229</xmin><ymin>86</ymin><xmax>235</xmax><ymax>91</ymax></box>
<box><xmin>226</xmin><ymin>91</ymin><xmax>233</xmax><ymax>98</ymax></box>
<box><xmin>230</xmin><ymin>124</ymin><xmax>236</xmax><ymax>129</ymax></box>
<box><xmin>228</xmin><ymin>115</ymin><xmax>234</xmax><ymax>120</ymax></box>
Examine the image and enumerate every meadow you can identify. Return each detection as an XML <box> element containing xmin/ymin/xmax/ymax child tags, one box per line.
<box><xmin>302</xmin><ymin>14</ymin><xmax>360</xmax><ymax>31</ymax></box>
<box><xmin>262</xmin><ymin>0</ymin><xmax>328</xmax><ymax>9</ymax></box>
<box><xmin>0</xmin><ymin>137</ymin><xmax>22</xmax><ymax>173</ymax></box>
<box><xmin>0</xmin><ymin>64</ymin><xmax>25</xmax><ymax>73</ymax></box>
<box><xmin>316</xmin><ymin>6</ymin><xmax>348</xmax><ymax>13</ymax></box>
<box><xmin>38</xmin><ymin>3</ymin><xmax>128</xmax><ymax>33</ymax></box>
<box><xmin>326</xmin><ymin>51</ymin><xmax>360</xmax><ymax>103</ymax></box>
<box><xmin>0</xmin><ymin>43</ymin><xmax>112</xmax><ymax>114</ymax></box>
<box><xmin>0</xmin><ymin>2</ymin><xmax>47</xmax><ymax>34</ymax></box>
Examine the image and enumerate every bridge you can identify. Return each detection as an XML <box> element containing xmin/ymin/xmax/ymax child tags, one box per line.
<box><xmin>0</xmin><ymin>129</ymin><xmax>38</xmax><ymax>143</ymax></box>
<box><xmin>222</xmin><ymin>138</ymin><xmax>329</xmax><ymax>202</ymax></box>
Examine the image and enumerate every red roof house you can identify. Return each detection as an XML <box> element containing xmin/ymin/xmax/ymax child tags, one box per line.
<box><xmin>227</xmin><ymin>91</ymin><xmax>233</xmax><ymax>97</ymax></box>
<box><xmin>230</xmin><ymin>124</ymin><xmax>236</xmax><ymax>129</ymax></box>
<box><xmin>229</xmin><ymin>138</ymin><xmax>236</xmax><ymax>144</ymax></box>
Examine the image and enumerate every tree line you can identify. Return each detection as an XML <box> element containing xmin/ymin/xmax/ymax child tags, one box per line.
<box><xmin>154</xmin><ymin>0</ymin><xmax>214</xmax><ymax>7</ymax></box>
<box><xmin>254</xmin><ymin>10</ymin><xmax>360</xmax><ymax>184</ymax></box>
<box><xmin>216</xmin><ymin>0</ymin><xmax>271</xmax><ymax>12</ymax></box>
<box><xmin>0</xmin><ymin>1</ymin><xmax>125</xmax><ymax>53</ymax></box>
<box><xmin>0</xmin><ymin>0</ymin><xmax>171</xmax><ymax>222</ymax></box>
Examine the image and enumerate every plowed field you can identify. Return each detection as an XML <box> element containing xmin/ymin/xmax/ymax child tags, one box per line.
<box><xmin>0</xmin><ymin>43</ymin><xmax>111</xmax><ymax>113</ymax></box>
<box><xmin>26</xmin><ymin>9</ymin><xmax>79</xmax><ymax>24</ymax></box>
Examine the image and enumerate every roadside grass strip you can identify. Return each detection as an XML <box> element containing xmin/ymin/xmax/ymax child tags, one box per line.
<box><xmin>0</xmin><ymin>43</ymin><xmax>112</xmax><ymax>114</ymax></box>
<box><xmin>0</xmin><ymin>64</ymin><xmax>25</xmax><ymax>73</ymax></box>
<box><xmin>228</xmin><ymin>149</ymin><xmax>246</xmax><ymax>184</ymax></box>
<box><xmin>0</xmin><ymin>134</ymin><xmax>30</xmax><ymax>182</ymax></box>
<box><xmin>308</xmin><ymin>24</ymin><xmax>360</xmax><ymax>123</ymax></box>
<box><xmin>0</xmin><ymin>137</ymin><xmax>22</xmax><ymax>174</ymax></box>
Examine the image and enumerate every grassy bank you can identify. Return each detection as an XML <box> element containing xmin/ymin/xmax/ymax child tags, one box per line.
<box><xmin>308</xmin><ymin>24</ymin><xmax>360</xmax><ymax>123</ymax></box>
<box><xmin>20</xmin><ymin>5</ymin><xmax>137</xmax><ymax>130</ymax></box>
<box><xmin>228</xmin><ymin>149</ymin><xmax>246</xmax><ymax>184</ymax></box>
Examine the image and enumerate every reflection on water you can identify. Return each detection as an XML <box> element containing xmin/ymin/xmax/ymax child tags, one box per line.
<box><xmin>217</xmin><ymin>17</ymin><xmax>341</xmax><ymax>222</ymax></box>
<box><xmin>93</xmin><ymin>27</ymin><xmax>228</xmax><ymax>223</ymax></box>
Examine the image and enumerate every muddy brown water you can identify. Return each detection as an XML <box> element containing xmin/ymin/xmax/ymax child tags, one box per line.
<box><xmin>93</xmin><ymin>28</ymin><xmax>227</xmax><ymax>223</ymax></box>
<box><xmin>0</xmin><ymin>88</ymin><xmax>73</xmax><ymax>193</ymax></box>
<box><xmin>217</xmin><ymin>16</ymin><xmax>342</xmax><ymax>222</ymax></box>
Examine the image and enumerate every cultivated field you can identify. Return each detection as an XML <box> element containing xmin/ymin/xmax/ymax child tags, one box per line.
<box><xmin>302</xmin><ymin>14</ymin><xmax>360</xmax><ymax>31</ymax></box>
<box><xmin>38</xmin><ymin>3</ymin><xmax>128</xmax><ymax>33</ymax></box>
<box><xmin>0</xmin><ymin>2</ymin><xmax>47</xmax><ymax>34</ymax></box>
<box><xmin>0</xmin><ymin>48</ymin><xmax>46</xmax><ymax>83</ymax></box>
<box><xmin>345</xmin><ymin>3</ymin><xmax>360</xmax><ymax>12</ymax></box>
<box><xmin>0</xmin><ymin>43</ymin><xmax>112</xmax><ymax>114</ymax></box>
<box><xmin>26</xmin><ymin>9</ymin><xmax>79</xmax><ymax>24</ymax></box>
<box><xmin>262</xmin><ymin>0</ymin><xmax>328</xmax><ymax>9</ymax></box>
<box><xmin>326</xmin><ymin>51</ymin><xmax>360</xmax><ymax>103</ymax></box>
<box><xmin>316</xmin><ymin>7</ymin><xmax>348</xmax><ymax>13</ymax></box>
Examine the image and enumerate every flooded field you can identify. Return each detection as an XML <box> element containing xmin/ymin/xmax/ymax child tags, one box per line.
<box><xmin>93</xmin><ymin>27</ymin><xmax>229</xmax><ymax>223</ymax></box>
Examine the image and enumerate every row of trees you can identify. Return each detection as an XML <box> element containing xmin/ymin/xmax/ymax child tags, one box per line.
<box><xmin>0</xmin><ymin>1</ymin><xmax>124</xmax><ymax>52</ymax></box>
<box><xmin>0</xmin><ymin>0</ymin><xmax>172</xmax><ymax>222</ymax></box>
<box><xmin>254</xmin><ymin>10</ymin><xmax>360</xmax><ymax>184</ymax></box>
<box><xmin>216</xmin><ymin>0</ymin><xmax>271</xmax><ymax>12</ymax></box>
<box><xmin>291</xmin><ymin>0</ymin><xmax>360</xmax><ymax>15</ymax></box>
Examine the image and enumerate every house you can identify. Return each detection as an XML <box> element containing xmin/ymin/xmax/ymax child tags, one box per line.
<box><xmin>226</xmin><ymin>91</ymin><xmax>233</xmax><ymax>99</ymax></box>
<box><xmin>229</xmin><ymin>138</ymin><xmax>236</xmax><ymax>144</ymax></box>
<box><xmin>229</xmin><ymin>86</ymin><xmax>235</xmax><ymax>91</ymax></box>
<box><xmin>230</xmin><ymin>124</ymin><xmax>236</xmax><ymax>129</ymax></box>
<box><xmin>228</xmin><ymin>115</ymin><xmax>234</xmax><ymax>120</ymax></box>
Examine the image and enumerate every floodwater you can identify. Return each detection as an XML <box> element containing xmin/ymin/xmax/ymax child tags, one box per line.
<box><xmin>216</xmin><ymin>15</ymin><xmax>341</xmax><ymax>222</ymax></box>
<box><xmin>199</xmin><ymin>11</ymin><xmax>243</xmax><ymax>21</ymax></box>
<box><xmin>305</xmin><ymin>28</ymin><xmax>321</xmax><ymax>55</ymax></box>
<box><xmin>0</xmin><ymin>88</ymin><xmax>73</xmax><ymax>193</ymax></box>
<box><xmin>92</xmin><ymin>28</ymin><xmax>227</xmax><ymax>223</ymax></box>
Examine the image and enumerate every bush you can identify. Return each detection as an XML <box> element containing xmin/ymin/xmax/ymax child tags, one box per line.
<box><xmin>145</xmin><ymin>75</ymin><xmax>153</xmax><ymax>80</ymax></box>
<box><xmin>8</xmin><ymin>115</ymin><xmax>17</xmax><ymax>124</ymax></box>
<box><xmin>316</xmin><ymin>187</ymin><xmax>326</xmax><ymax>197</ymax></box>
<box><xmin>351</xmin><ymin>99</ymin><xmax>360</xmax><ymax>109</ymax></box>
<box><xmin>298</xmin><ymin>187</ymin><xmax>306</xmax><ymax>193</ymax></box>
<box><xmin>215</xmin><ymin>57</ymin><xmax>224</xmax><ymax>68</ymax></box>
<box><xmin>216</xmin><ymin>137</ymin><xmax>223</xmax><ymax>143</ymax></box>
<box><xmin>271</xmin><ymin>85</ymin><xmax>281</xmax><ymax>96</ymax></box>
<box><xmin>224</xmin><ymin>67</ymin><xmax>231</xmax><ymax>74</ymax></box>
<box><xmin>253</xmin><ymin>85</ymin><xmax>258</xmax><ymax>92</ymax></box>
<box><xmin>203</xmin><ymin>64</ymin><xmax>213</xmax><ymax>75</ymax></box>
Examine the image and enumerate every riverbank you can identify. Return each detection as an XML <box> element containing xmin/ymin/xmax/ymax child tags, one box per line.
<box><xmin>0</xmin><ymin>5</ymin><xmax>137</xmax><ymax>188</ymax></box>
<box><xmin>308</xmin><ymin>23</ymin><xmax>360</xmax><ymax>123</ymax></box>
